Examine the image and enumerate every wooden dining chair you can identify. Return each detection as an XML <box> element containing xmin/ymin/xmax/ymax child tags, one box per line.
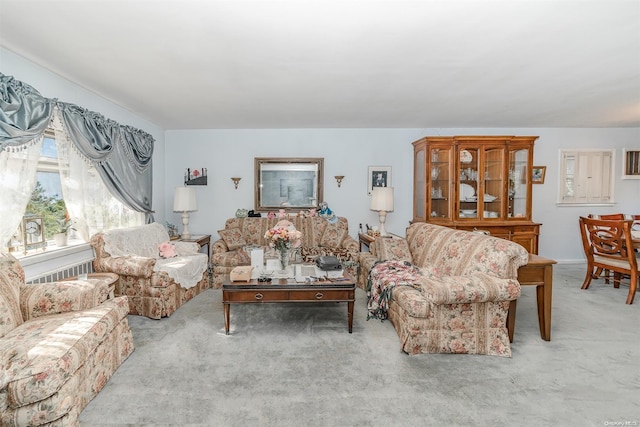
<box><xmin>587</xmin><ymin>213</ymin><xmax>626</xmax><ymax>282</ymax></box>
<box><xmin>598</xmin><ymin>213</ymin><xmax>625</xmax><ymax>220</ymax></box>
<box><xmin>579</xmin><ymin>216</ymin><xmax>638</xmax><ymax>304</ymax></box>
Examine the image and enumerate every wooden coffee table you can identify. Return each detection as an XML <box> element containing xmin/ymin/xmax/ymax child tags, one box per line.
<box><xmin>222</xmin><ymin>275</ymin><xmax>356</xmax><ymax>334</ymax></box>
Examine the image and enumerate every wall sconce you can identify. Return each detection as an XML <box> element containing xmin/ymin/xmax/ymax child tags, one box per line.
<box><xmin>334</xmin><ymin>175</ymin><xmax>345</xmax><ymax>188</ymax></box>
<box><xmin>231</xmin><ymin>177</ymin><xmax>241</xmax><ymax>189</ymax></box>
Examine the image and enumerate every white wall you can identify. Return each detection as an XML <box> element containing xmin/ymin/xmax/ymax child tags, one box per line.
<box><xmin>1</xmin><ymin>48</ymin><xmax>167</xmax><ymax>278</ymax></box>
<box><xmin>2</xmin><ymin>47</ymin><xmax>638</xmax><ymax>268</ymax></box>
<box><xmin>166</xmin><ymin>128</ymin><xmax>639</xmax><ymax>263</ymax></box>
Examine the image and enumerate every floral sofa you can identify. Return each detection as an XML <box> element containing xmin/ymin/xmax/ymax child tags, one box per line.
<box><xmin>359</xmin><ymin>222</ymin><xmax>529</xmax><ymax>357</ymax></box>
<box><xmin>211</xmin><ymin>216</ymin><xmax>359</xmax><ymax>288</ymax></box>
<box><xmin>0</xmin><ymin>253</ymin><xmax>134</xmax><ymax>426</ymax></box>
<box><xmin>90</xmin><ymin>222</ymin><xmax>209</xmax><ymax>319</ymax></box>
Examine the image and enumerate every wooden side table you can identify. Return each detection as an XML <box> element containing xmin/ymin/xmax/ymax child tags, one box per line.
<box><xmin>358</xmin><ymin>233</ymin><xmax>376</xmax><ymax>251</ymax></box>
<box><xmin>508</xmin><ymin>254</ymin><xmax>557</xmax><ymax>342</ymax></box>
<box><xmin>62</xmin><ymin>272</ymin><xmax>119</xmax><ymax>299</ymax></box>
<box><xmin>179</xmin><ymin>234</ymin><xmax>211</xmax><ymax>265</ymax></box>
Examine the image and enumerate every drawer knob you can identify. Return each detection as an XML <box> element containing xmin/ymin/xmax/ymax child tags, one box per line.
<box><xmin>315</xmin><ymin>292</ymin><xmax>324</xmax><ymax>299</ymax></box>
<box><xmin>254</xmin><ymin>293</ymin><xmax>263</xmax><ymax>300</ymax></box>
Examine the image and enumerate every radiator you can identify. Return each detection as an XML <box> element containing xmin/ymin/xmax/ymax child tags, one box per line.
<box><xmin>26</xmin><ymin>260</ymin><xmax>95</xmax><ymax>284</ymax></box>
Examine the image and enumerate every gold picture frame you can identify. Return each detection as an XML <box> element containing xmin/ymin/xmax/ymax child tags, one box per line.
<box><xmin>532</xmin><ymin>166</ymin><xmax>546</xmax><ymax>184</ymax></box>
<box><xmin>254</xmin><ymin>157</ymin><xmax>324</xmax><ymax>212</ymax></box>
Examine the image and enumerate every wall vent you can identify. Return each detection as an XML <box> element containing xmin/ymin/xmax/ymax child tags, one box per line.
<box><xmin>26</xmin><ymin>260</ymin><xmax>95</xmax><ymax>284</ymax></box>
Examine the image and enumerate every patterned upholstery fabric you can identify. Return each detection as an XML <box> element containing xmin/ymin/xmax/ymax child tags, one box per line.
<box><xmin>0</xmin><ymin>253</ymin><xmax>134</xmax><ymax>426</ymax></box>
<box><xmin>360</xmin><ymin>222</ymin><xmax>529</xmax><ymax>357</ymax></box>
<box><xmin>217</xmin><ymin>227</ymin><xmax>247</xmax><ymax>251</ymax></box>
<box><xmin>0</xmin><ymin>254</ymin><xmax>24</xmax><ymax>338</ymax></box>
<box><xmin>211</xmin><ymin>216</ymin><xmax>359</xmax><ymax>288</ymax></box>
<box><xmin>90</xmin><ymin>223</ymin><xmax>210</xmax><ymax>319</ymax></box>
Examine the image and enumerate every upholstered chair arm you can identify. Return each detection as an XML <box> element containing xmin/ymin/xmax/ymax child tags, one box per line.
<box><xmin>418</xmin><ymin>273</ymin><xmax>521</xmax><ymax>305</ymax></box>
<box><xmin>19</xmin><ymin>280</ymin><xmax>110</xmax><ymax>321</ymax></box>
<box><xmin>174</xmin><ymin>241</ymin><xmax>199</xmax><ymax>255</ymax></box>
<box><xmin>341</xmin><ymin>235</ymin><xmax>359</xmax><ymax>253</ymax></box>
<box><xmin>93</xmin><ymin>256</ymin><xmax>156</xmax><ymax>278</ymax></box>
<box><xmin>212</xmin><ymin>239</ymin><xmax>229</xmax><ymax>254</ymax></box>
<box><xmin>359</xmin><ymin>252</ymin><xmax>379</xmax><ymax>273</ymax></box>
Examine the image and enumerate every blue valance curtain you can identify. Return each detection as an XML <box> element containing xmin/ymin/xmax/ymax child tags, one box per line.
<box><xmin>0</xmin><ymin>73</ymin><xmax>154</xmax><ymax>220</ymax></box>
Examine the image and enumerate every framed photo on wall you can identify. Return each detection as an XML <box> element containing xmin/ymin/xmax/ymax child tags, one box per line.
<box><xmin>368</xmin><ymin>166</ymin><xmax>391</xmax><ymax>195</ymax></box>
<box><xmin>532</xmin><ymin>166</ymin><xmax>546</xmax><ymax>184</ymax></box>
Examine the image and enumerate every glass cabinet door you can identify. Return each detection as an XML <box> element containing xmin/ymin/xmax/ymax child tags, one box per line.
<box><xmin>508</xmin><ymin>147</ymin><xmax>531</xmax><ymax>219</ymax></box>
<box><xmin>458</xmin><ymin>146</ymin><xmax>480</xmax><ymax>219</ymax></box>
<box><xmin>483</xmin><ymin>147</ymin><xmax>504</xmax><ymax>219</ymax></box>
<box><xmin>428</xmin><ymin>146</ymin><xmax>453</xmax><ymax>220</ymax></box>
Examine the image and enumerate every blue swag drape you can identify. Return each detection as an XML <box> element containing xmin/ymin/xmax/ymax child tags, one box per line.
<box><xmin>0</xmin><ymin>73</ymin><xmax>154</xmax><ymax>222</ymax></box>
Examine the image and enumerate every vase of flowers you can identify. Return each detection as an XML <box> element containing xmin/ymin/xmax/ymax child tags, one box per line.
<box><xmin>264</xmin><ymin>221</ymin><xmax>302</xmax><ymax>272</ymax></box>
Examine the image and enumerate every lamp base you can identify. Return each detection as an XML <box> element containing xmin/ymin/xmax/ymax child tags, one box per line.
<box><xmin>181</xmin><ymin>212</ymin><xmax>191</xmax><ymax>239</ymax></box>
<box><xmin>378</xmin><ymin>210</ymin><xmax>388</xmax><ymax>236</ymax></box>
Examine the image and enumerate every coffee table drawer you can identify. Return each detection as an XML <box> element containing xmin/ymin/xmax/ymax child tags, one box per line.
<box><xmin>288</xmin><ymin>290</ymin><xmax>353</xmax><ymax>301</ymax></box>
<box><xmin>225</xmin><ymin>290</ymin><xmax>290</xmax><ymax>302</ymax></box>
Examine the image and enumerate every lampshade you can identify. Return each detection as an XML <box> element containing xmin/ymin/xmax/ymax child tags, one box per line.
<box><xmin>370</xmin><ymin>187</ymin><xmax>394</xmax><ymax>212</ymax></box>
<box><xmin>173</xmin><ymin>187</ymin><xmax>197</xmax><ymax>212</ymax></box>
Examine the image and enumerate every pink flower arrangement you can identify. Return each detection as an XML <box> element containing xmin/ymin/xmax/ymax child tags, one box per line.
<box><xmin>264</xmin><ymin>220</ymin><xmax>302</xmax><ymax>252</ymax></box>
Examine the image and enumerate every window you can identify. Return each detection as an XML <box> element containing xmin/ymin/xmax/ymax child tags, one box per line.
<box><xmin>6</xmin><ymin>130</ymin><xmax>144</xmax><ymax>257</ymax></box>
<box><xmin>558</xmin><ymin>149</ymin><xmax>615</xmax><ymax>205</ymax></box>
<box><xmin>622</xmin><ymin>148</ymin><xmax>640</xmax><ymax>179</ymax></box>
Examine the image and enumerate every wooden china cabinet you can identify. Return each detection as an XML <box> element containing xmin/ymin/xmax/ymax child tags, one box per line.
<box><xmin>412</xmin><ymin>135</ymin><xmax>541</xmax><ymax>254</ymax></box>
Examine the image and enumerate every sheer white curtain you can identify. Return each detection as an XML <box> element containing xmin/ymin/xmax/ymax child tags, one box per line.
<box><xmin>0</xmin><ymin>138</ymin><xmax>44</xmax><ymax>248</ymax></box>
<box><xmin>51</xmin><ymin>109</ymin><xmax>144</xmax><ymax>241</ymax></box>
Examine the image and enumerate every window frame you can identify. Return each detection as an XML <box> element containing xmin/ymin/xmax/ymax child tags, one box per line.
<box><xmin>557</xmin><ymin>148</ymin><xmax>615</xmax><ymax>206</ymax></box>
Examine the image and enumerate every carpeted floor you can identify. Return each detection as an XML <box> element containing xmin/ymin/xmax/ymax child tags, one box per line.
<box><xmin>79</xmin><ymin>263</ymin><xmax>639</xmax><ymax>427</ymax></box>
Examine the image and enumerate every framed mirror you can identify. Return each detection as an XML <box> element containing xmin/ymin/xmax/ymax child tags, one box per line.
<box><xmin>255</xmin><ymin>157</ymin><xmax>324</xmax><ymax>212</ymax></box>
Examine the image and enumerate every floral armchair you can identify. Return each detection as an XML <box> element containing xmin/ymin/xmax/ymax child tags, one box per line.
<box><xmin>90</xmin><ymin>222</ymin><xmax>209</xmax><ymax>319</ymax></box>
<box><xmin>0</xmin><ymin>252</ymin><xmax>134</xmax><ymax>426</ymax></box>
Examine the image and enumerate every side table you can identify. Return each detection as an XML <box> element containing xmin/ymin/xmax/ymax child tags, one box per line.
<box><xmin>358</xmin><ymin>233</ymin><xmax>376</xmax><ymax>251</ymax></box>
<box><xmin>62</xmin><ymin>272</ymin><xmax>119</xmax><ymax>299</ymax></box>
<box><xmin>508</xmin><ymin>254</ymin><xmax>557</xmax><ymax>342</ymax></box>
<box><xmin>358</xmin><ymin>232</ymin><xmax>401</xmax><ymax>252</ymax></box>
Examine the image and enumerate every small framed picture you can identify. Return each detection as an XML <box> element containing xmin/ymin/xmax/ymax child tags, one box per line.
<box><xmin>368</xmin><ymin>166</ymin><xmax>391</xmax><ymax>195</ymax></box>
<box><xmin>532</xmin><ymin>166</ymin><xmax>546</xmax><ymax>184</ymax></box>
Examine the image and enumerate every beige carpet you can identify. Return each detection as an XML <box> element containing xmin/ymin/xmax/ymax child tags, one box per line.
<box><xmin>79</xmin><ymin>263</ymin><xmax>639</xmax><ymax>426</ymax></box>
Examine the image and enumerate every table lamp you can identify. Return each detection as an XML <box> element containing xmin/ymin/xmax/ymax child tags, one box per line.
<box><xmin>370</xmin><ymin>187</ymin><xmax>394</xmax><ymax>236</ymax></box>
<box><xmin>173</xmin><ymin>186</ymin><xmax>197</xmax><ymax>239</ymax></box>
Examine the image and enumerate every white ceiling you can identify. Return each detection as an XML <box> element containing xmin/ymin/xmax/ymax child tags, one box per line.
<box><xmin>1</xmin><ymin>0</ymin><xmax>639</xmax><ymax>130</ymax></box>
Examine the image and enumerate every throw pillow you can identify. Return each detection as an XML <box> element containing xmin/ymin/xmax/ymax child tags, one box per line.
<box><xmin>158</xmin><ymin>242</ymin><xmax>177</xmax><ymax>258</ymax></box>
<box><xmin>218</xmin><ymin>227</ymin><xmax>247</xmax><ymax>251</ymax></box>
<box><xmin>320</xmin><ymin>221</ymin><xmax>348</xmax><ymax>248</ymax></box>
<box><xmin>376</xmin><ymin>238</ymin><xmax>413</xmax><ymax>264</ymax></box>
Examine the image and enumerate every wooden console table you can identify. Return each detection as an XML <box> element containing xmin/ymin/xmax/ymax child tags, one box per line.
<box><xmin>508</xmin><ymin>254</ymin><xmax>557</xmax><ymax>342</ymax></box>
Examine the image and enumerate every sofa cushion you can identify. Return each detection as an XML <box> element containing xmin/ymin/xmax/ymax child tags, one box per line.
<box><xmin>0</xmin><ymin>296</ymin><xmax>130</xmax><ymax>407</ymax></box>
<box><xmin>0</xmin><ymin>254</ymin><xmax>24</xmax><ymax>338</ymax></box>
<box><xmin>218</xmin><ymin>227</ymin><xmax>247</xmax><ymax>250</ymax></box>
<box><xmin>320</xmin><ymin>220</ymin><xmax>348</xmax><ymax>248</ymax></box>
<box><xmin>212</xmin><ymin>249</ymin><xmax>252</xmax><ymax>268</ymax></box>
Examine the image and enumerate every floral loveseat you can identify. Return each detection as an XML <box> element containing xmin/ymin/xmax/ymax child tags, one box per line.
<box><xmin>0</xmin><ymin>253</ymin><xmax>134</xmax><ymax>426</ymax></box>
<box><xmin>211</xmin><ymin>216</ymin><xmax>359</xmax><ymax>288</ymax></box>
<box><xmin>90</xmin><ymin>222</ymin><xmax>209</xmax><ymax>319</ymax></box>
<box><xmin>359</xmin><ymin>222</ymin><xmax>529</xmax><ymax>357</ymax></box>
